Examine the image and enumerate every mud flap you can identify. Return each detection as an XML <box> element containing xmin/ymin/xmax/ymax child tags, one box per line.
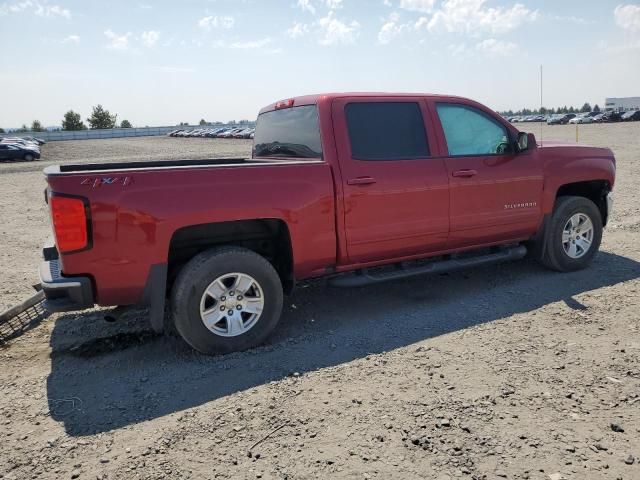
<box><xmin>141</xmin><ymin>263</ymin><xmax>168</xmax><ymax>333</ymax></box>
<box><xmin>527</xmin><ymin>214</ymin><xmax>551</xmax><ymax>261</ymax></box>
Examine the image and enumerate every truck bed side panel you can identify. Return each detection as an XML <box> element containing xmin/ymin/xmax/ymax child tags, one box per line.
<box><xmin>46</xmin><ymin>162</ymin><xmax>336</xmax><ymax>305</ymax></box>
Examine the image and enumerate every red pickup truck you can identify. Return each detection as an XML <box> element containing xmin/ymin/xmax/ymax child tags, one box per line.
<box><xmin>39</xmin><ymin>93</ymin><xmax>615</xmax><ymax>354</ymax></box>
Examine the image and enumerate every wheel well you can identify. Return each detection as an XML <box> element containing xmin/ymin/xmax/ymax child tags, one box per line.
<box><xmin>168</xmin><ymin>219</ymin><xmax>294</xmax><ymax>293</ymax></box>
<box><xmin>556</xmin><ymin>180</ymin><xmax>611</xmax><ymax>225</ymax></box>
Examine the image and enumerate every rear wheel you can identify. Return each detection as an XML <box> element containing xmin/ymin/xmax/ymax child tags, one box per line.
<box><xmin>171</xmin><ymin>246</ymin><xmax>283</xmax><ymax>355</ymax></box>
<box><xmin>540</xmin><ymin>196</ymin><xmax>602</xmax><ymax>272</ymax></box>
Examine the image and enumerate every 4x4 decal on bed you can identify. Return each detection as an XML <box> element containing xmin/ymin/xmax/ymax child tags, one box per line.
<box><xmin>80</xmin><ymin>176</ymin><xmax>133</xmax><ymax>188</ymax></box>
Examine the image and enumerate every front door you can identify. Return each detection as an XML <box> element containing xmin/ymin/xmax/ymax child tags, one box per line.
<box><xmin>433</xmin><ymin>102</ymin><xmax>543</xmax><ymax>248</ymax></box>
<box><xmin>332</xmin><ymin>98</ymin><xmax>450</xmax><ymax>264</ymax></box>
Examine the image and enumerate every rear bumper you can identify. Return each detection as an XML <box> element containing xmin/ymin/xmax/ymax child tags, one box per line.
<box><xmin>606</xmin><ymin>192</ymin><xmax>614</xmax><ymax>221</ymax></box>
<box><xmin>39</xmin><ymin>258</ymin><xmax>94</xmax><ymax>312</ymax></box>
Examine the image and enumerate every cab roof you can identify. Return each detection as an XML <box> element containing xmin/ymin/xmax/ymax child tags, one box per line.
<box><xmin>258</xmin><ymin>92</ymin><xmax>472</xmax><ymax>114</ymax></box>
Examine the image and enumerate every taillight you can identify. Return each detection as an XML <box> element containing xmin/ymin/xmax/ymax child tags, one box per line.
<box><xmin>50</xmin><ymin>194</ymin><xmax>91</xmax><ymax>253</ymax></box>
<box><xmin>275</xmin><ymin>99</ymin><xmax>294</xmax><ymax>110</ymax></box>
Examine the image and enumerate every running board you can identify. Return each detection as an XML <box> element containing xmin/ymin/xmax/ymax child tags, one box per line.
<box><xmin>328</xmin><ymin>245</ymin><xmax>527</xmax><ymax>288</ymax></box>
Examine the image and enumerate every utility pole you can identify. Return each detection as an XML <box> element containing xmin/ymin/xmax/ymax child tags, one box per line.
<box><xmin>540</xmin><ymin>65</ymin><xmax>543</xmax><ymax>145</ymax></box>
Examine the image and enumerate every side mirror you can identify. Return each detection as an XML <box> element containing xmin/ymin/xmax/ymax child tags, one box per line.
<box><xmin>517</xmin><ymin>132</ymin><xmax>536</xmax><ymax>152</ymax></box>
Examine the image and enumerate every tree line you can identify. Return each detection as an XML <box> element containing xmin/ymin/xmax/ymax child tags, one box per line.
<box><xmin>500</xmin><ymin>103</ymin><xmax>601</xmax><ymax>117</ymax></box>
<box><xmin>61</xmin><ymin>105</ymin><xmax>132</xmax><ymax>130</ymax></box>
<box><xmin>1</xmin><ymin>105</ymin><xmax>133</xmax><ymax>133</ymax></box>
<box><xmin>0</xmin><ymin>109</ymin><xmax>254</xmax><ymax>134</ymax></box>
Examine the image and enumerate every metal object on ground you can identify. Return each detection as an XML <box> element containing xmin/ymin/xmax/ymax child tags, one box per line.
<box><xmin>0</xmin><ymin>291</ymin><xmax>48</xmax><ymax>345</ymax></box>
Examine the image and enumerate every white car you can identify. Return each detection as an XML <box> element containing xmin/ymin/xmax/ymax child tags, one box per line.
<box><xmin>1</xmin><ymin>138</ymin><xmax>40</xmax><ymax>151</ymax></box>
<box><xmin>569</xmin><ymin>115</ymin><xmax>594</xmax><ymax>124</ymax></box>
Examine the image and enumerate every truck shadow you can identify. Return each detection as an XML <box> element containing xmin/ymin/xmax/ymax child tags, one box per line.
<box><xmin>46</xmin><ymin>251</ymin><xmax>640</xmax><ymax>436</ymax></box>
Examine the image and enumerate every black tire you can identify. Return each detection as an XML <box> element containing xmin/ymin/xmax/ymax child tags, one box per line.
<box><xmin>24</xmin><ymin>154</ymin><xmax>34</xmax><ymax>162</ymax></box>
<box><xmin>540</xmin><ymin>196</ymin><xmax>603</xmax><ymax>272</ymax></box>
<box><xmin>170</xmin><ymin>246</ymin><xmax>283</xmax><ymax>355</ymax></box>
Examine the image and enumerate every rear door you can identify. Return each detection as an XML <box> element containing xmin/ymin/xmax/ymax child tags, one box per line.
<box><xmin>432</xmin><ymin>101</ymin><xmax>543</xmax><ymax>248</ymax></box>
<box><xmin>332</xmin><ymin>97</ymin><xmax>449</xmax><ymax>264</ymax></box>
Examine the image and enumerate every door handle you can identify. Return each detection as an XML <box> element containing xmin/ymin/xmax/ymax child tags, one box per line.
<box><xmin>452</xmin><ymin>169</ymin><xmax>478</xmax><ymax>178</ymax></box>
<box><xmin>347</xmin><ymin>176</ymin><xmax>377</xmax><ymax>186</ymax></box>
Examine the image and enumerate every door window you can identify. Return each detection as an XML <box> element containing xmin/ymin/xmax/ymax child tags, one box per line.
<box><xmin>345</xmin><ymin>102</ymin><xmax>429</xmax><ymax>160</ymax></box>
<box><xmin>436</xmin><ymin>104</ymin><xmax>510</xmax><ymax>156</ymax></box>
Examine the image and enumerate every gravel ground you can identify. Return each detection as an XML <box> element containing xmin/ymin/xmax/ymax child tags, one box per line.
<box><xmin>1</xmin><ymin>125</ymin><xmax>639</xmax><ymax>480</ymax></box>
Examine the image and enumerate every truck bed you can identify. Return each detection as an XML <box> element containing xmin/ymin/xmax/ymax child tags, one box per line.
<box><xmin>43</xmin><ymin>155</ymin><xmax>337</xmax><ymax>306</ymax></box>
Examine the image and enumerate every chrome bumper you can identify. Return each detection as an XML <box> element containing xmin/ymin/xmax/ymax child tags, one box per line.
<box><xmin>39</xmin><ymin>258</ymin><xmax>94</xmax><ymax>312</ymax></box>
<box><xmin>606</xmin><ymin>192</ymin><xmax>614</xmax><ymax>223</ymax></box>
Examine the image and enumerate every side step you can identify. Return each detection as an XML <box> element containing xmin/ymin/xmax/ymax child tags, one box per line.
<box><xmin>328</xmin><ymin>245</ymin><xmax>527</xmax><ymax>288</ymax></box>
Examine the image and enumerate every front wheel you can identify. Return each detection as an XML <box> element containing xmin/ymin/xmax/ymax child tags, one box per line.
<box><xmin>540</xmin><ymin>196</ymin><xmax>603</xmax><ymax>272</ymax></box>
<box><xmin>24</xmin><ymin>153</ymin><xmax>34</xmax><ymax>161</ymax></box>
<box><xmin>171</xmin><ymin>246</ymin><xmax>283</xmax><ymax>355</ymax></box>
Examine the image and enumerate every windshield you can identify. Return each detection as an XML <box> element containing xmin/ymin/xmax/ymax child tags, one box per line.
<box><xmin>252</xmin><ymin>105</ymin><xmax>322</xmax><ymax>159</ymax></box>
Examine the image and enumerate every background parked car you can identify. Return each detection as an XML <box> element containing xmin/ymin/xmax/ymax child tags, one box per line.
<box><xmin>1</xmin><ymin>137</ymin><xmax>40</xmax><ymax>149</ymax></box>
<box><xmin>214</xmin><ymin>128</ymin><xmax>231</xmax><ymax>137</ymax></box>
<box><xmin>547</xmin><ymin>113</ymin><xmax>576</xmax><ymax>125</ymax></box>
<box><xmin>547</xmin><ymin>114</ymin><xmax>564</xmax><ymax>125</ymax></box>
<box><xmin>621</xmin><ymin>110</ymin><xmax>640</xmax><ymax>121</ymax></box>
<box><xmin>569</xmin><ymin>114</ymin><xmax>594</xmax><ymax>124</ymax></box>
<box><xmin>218</xmin><ymin>128</ymin><xmax>243</xmax><ymax>138</ymax></box>
<box><xmin>166</xmin><ymin>126</ymin><xmax>255</xmax><ymax>139</ymax></box>
<box><xmin>0</xmin><ymin>143</ymin><xmax>40</xmax><ymax>161</ymax></box>
<box><xmin>22</xmin><ymin>136</ymin><xmax>46</xmax><ymax>145</ymax></box>
<box><xmin>602</xmin><ymin>111</ymin><xmax>622</xmax><ymax>122</ymax></box>
<box><xmin>233</xmin><ymin>128</ymin><xmax>254</xmax><ymax>138</ymax></box>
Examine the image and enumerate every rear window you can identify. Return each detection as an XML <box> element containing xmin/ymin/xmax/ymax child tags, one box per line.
<box><xmin>345</xmin><ymin>102</ymin><xmax>429</xmax><ymax>160</ymax></box>
<box><xmin>252</xmin><ymin>105</ymin><xmax>322</xmax><ymax>159</ymax></box>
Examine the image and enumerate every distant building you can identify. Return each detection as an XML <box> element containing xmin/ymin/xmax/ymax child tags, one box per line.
<box><xmin>604</xmin><ymin>97</ymin><xmax>640</xmax><ymax>112</ymax></box>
